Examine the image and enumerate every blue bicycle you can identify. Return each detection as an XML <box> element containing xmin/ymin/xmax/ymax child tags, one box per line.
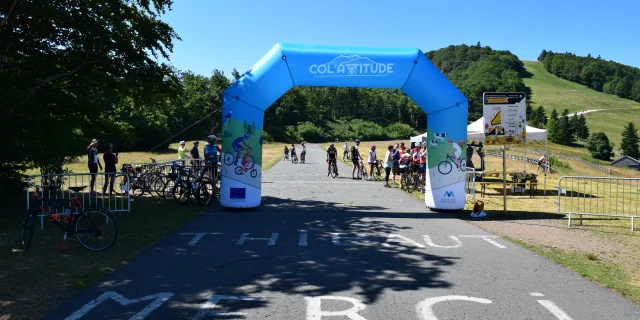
<box><xmin>438</xmin><ymin>154</ymin><xmax>466</xmax><ymax>175</ymax></box>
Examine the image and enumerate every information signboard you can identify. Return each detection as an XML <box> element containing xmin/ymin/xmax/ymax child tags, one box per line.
<box><xmin>482</xmin><ymin>92</ymin><xmax>527</xmax><ymax>145</ymax></box>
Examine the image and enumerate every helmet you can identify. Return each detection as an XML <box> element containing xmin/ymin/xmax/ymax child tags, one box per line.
<box><xmin>179</xmin><ymin>141</ymin><xmax>185</xmax><ymax>145</ymax></box>
<box><xmin>244</xmin><ymin>133</ymin><xmax>250</xmax><ymax>138</ymax></box>
<box><xmin>371</xmin><ymin>145</ymin><xmax>376</xmax><ymax>148</ymax></box>
<box><xmin>207</xmin><ymin>135</ymin><xmax>217</xmax><ymax>141</ymax></box>
<box><xmin>356</xmin><ymin>139</ymin><xmax>360</xmax><ymax>143</ymax></box>
<box><xmin>330</xmin><ymin>143</ymin><xmax>334</xmax><ymax>147</ymax></box>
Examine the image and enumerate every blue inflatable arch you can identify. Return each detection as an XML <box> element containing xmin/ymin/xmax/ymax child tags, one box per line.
<box><xmin>220</xmin><ymin>43</ymin><xmax>468</xmax><ymax>210</ymax></box>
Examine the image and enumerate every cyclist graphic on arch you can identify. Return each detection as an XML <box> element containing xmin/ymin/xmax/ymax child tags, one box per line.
<box><xmin>232</xmin><ymin>133</ymin><xmax>251</xmax><ymax>165</ymax></box>
<box><xmin>438</xmin><ymin>138</ymin><xmax>466</xmax><ymax>175</ymax></box>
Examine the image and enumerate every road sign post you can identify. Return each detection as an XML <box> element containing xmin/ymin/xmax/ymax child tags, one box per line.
<box><xmin>483</xmin><ymin>92</ymin><xmax>527</xmax><ymax>214</ymax></box>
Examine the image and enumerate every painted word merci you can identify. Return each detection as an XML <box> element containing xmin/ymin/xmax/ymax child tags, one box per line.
<box><xmin>66</xmin><ymin>291</ymin><xmax>574</xmax><ymax>320</ymax></box>
<box><xmin>180</xmin><ymin>232</ymin><xmax>508</xmax><ymax>249</ymax></box>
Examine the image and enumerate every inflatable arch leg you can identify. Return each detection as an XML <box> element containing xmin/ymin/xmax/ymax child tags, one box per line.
<box><xmin>219</xmin><ymin>43</ymin><xmax>468</xmax><ymax>210</ymax></box>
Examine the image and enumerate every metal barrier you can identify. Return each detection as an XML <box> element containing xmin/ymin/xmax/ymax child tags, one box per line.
<box><xmin>26</xmin><ymin>173</ymin><xmax>131</xmax><ymax>229</ymax></box>
<box><xmin>465</xmin><ymin>168</ymin><xmax>477</xmax><ymax>200</ymax></box>
<box><xmin>556</xmin><ymin>176</ymin><xmax>640</xmax><ymax>231</ymax></box>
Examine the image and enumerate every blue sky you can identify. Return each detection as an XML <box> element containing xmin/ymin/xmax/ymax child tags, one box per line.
<box><xmin>161</xmin><ymin>0</ymin><xmax>640</xmax><ymax>77</ymax></box>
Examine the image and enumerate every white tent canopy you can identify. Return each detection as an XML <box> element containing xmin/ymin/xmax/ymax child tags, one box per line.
<box><xmin>410</xmin><ymin>132</ymin><xmax>428</xmax><ymax>143</ymax></box>
<box><xmin>467</xmin><ymin>117</ymin><xmax>547</xmax><ymax>141</ymax></box>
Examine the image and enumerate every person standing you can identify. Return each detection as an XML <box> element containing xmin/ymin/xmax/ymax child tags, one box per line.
<box><xmin>87</xmin><ymin>139</ymin><xmax>102</xmax><ymax>195</ymax></box>
<box><xmin>351</xmin><ymin>139</ymin><xmax>363</xmax><ymax>179</ymax></box>
<box><xmin>384</xmin><ymin>145</ymin><xmax>393</xmax><ymax>187</ymax></box>
<box><xmin>204</xmin><ymin>135</ymin><xmax>221</xmax><ymax>164</ymax></box>
<box><xmin>190</xmin><ymin>141</ymin><xmax>200</xmax><ymax>159</ymax></box>
<box><xmin>343</xmin><ymin>142</ymin><xmax>349</xmax><ymax>160</ymax></box>
<box><xmin>368</xmin><ymin>145</ymin><xmax>377</xmax><ymax>180</ymax></box>
<box><xmin>391</xmin><ymin>144</ymin><xmax>401</xmax><ymax>186</ymax></box>
<box><xmin>178</xmin><ymin>141</ymin><xmax>188</xmax><ymax>162</ymax></box>
<box><xmin>102</xmin><ymin>144</ymin><xmax>118</xmax><ymax>197</ymax></box>
<box><xmin>326</xmin><ymin>143</ymin><xmax>338</xmax><ymax>176</ymax></box>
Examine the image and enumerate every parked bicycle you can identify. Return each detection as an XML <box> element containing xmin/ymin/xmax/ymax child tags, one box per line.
<box><xmin>371</xmin><ymin>159</ymin><xmax>384</xmax><ymax>180</ymax></box>
<box><xmin>22</xmin><ymin>183</ymin><xmax>117</xmax><ymax>252</ymax></box>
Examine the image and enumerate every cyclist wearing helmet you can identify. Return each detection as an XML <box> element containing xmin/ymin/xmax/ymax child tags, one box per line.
<box><xmin>232</xmin><ymin>133</ymin><xmax>252</xmax><ymax>165</ymax></box>
<box><xmin>204</xmin><ymin>135</ymin><xmax>221</xmax><ymax>164</ymax></box>
<box><xmin>326</xmin><ymin>143</ymin><xmax>338</xmax><ymax>176</ymax></box>
<box><xmin>351</xmin><ymin>139</ymin><xmax>362</xmax><ymax>179</ymax></box>
<box><xmin>290</xmin><ymin>144</ymin><xmax>297</xmax><ymax>158</ymax></box>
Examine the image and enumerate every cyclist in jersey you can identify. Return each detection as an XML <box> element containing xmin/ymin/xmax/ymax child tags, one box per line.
<box><xmin>351</xmin><ymin>139</ymin><xmax>362</xmax><ymax>179</ymax></box>
<box><xmin>419</xmin><ymin>145</ymin><xmax>427</xmax><ymax>191</ymax></box>
<box><xmin>326</xmin><ymin>143</ymin><xmax>338</xmax><ymax>176</ymax></box>
<box><xmin>232</xmin><ymin>133</ymin><xmax>251</xmax><ymax>165</ymax></box>
<box><xmin>301</xmin><ymin>142</ymin><xmax>307</xmax><ymax>163</ymax></box>
<box><xmin>447</xmin><ymin>138</ymin><xmax>462</xmax><ymax>168</ymax></box>
<box><xmin>343</xmin><ymin>142</ymin><xmax>349</xmax><ymax>159</ymax></box>
<box><xmin>412</xmin><ymin>147</ymin><xmax>420</xmax><ymax>174</ymax></box>
<box><xmin>204</xmin><ymin>135</ymin><xmax>221</xmax><ymax>164</ymax></box>
<box><xmin>368</xmin><ymin>145</ymin><xmax>377</xmax><ymax>180</ymax></box>
<box><xmin>290</xmin><ymin>144</ymin><xmax>297</xmax><ymax>159</ymax></box>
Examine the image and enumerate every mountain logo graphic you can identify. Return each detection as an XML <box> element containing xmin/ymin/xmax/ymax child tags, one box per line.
<box><xmin>444</xmin><ymin>191</ymin><xmax>454</xmax><ymax>197</ymax></box>
<box><xmin>309</xmin><ymin>55</ymin><xmax>394</xmax><ymax>77</ymax></box>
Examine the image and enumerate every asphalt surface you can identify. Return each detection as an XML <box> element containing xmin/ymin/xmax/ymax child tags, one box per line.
<box><xmin>47</xmin><ymin>144</ymin><xmax>640</xmax><ymax>319</ymax></box>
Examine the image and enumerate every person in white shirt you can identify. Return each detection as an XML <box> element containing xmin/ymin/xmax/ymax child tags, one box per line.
<box><xmin>368</xmin><ymin>145</ymin><xmax>377</xmax><ymax>180</ymax></box>
<box><xmin>343</xmin><ymin>142</ymin><xmax>349</xmax><ymax>160</ymax></box>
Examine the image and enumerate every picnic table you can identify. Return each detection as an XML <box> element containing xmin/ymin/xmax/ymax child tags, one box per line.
<box><xmin>475</xmin><ymin>172</ymin><xmax>539</xmax><ymax>198</ymax></box>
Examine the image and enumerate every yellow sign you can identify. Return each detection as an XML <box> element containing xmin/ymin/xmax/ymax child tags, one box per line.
<box><xmin>487</xmin><ymin>98</ymin><xmax>508</xmax><ymax>103</ymax></box>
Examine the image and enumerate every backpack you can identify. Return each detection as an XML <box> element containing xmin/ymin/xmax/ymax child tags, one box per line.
<box><xmin>350</xmin><ymin>146</ymin><xmax>358</xmax><ymax>158</ymax></box>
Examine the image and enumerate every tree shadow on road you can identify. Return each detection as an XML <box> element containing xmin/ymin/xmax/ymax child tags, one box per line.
<box><xmin>60</xmin><ymin>196</ymin><xmax>461</xmax><ymax>319</ymax></box>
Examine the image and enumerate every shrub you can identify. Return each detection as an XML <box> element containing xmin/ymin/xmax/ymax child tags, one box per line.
<box><xmin>548</xmin><ymin>155</ymin><xmax>572</xmax><ymax>169</ymax></box>
<box><xmin>262</xmin><ymin>131</ymin><xmax>274</xmax><ymax>143</ymax></box>
<box><xmin>294</xmin><ymin>122</ymin><xmax>328</xmax><ymax>143</ymax></box>
<box><xmin>386</xmin><ymin>123</ymin><xmax>417</xmax><ymax>139</ymax></box>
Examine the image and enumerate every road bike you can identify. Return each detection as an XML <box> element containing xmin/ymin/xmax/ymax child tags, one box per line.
<box><xmin>22</xmin><ymin>183</ymin><xmax>117</xmax><ymax>252</ymax></box>
<box><xmin>291</xmin><ymin>152</ymin><xmax>299</xmax><ymax>164</ymax></box>
<box><xmin>438</xmin><ymin>154</ymin><xmax>466</xmax><ymax>175</ymax></box>
<box><xmin>400</xmin><ymin>166</ymin><xmax>415</xmax><ymax>193</ymax></box>
<box><xmin>356</xmin><ymin>160</ymin><xmax>368</xmax><ymax>180</ymax></box>
<box><xmin>371</xmin><ymin>159</ymin><xmax>384</xmax><ymax>180</ymax></box>
<box><xmin>327</xmin><ymin>159</ymin><xmax>338</xmax><ymax>178</ymax></box>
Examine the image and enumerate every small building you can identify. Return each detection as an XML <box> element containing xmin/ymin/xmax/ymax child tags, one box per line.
<box><xmin>612</xmin><ymin>156</ymin><xmax>640</xmax><ymax>170</ymax></box>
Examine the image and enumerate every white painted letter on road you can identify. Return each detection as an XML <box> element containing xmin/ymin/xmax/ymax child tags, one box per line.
<box><xmin>459</xmin><ymin>235</ymin><xmax>507</xmax><ymax>248</ymax></box>
<box><xmin>236</xmin><ymin>233</ymin><xmax>279</xmax><ymax>246</ymax></box>
<box><xmin>331</xmin><ymin>233</ymin><xmax>370</xmax><ymax>246</ymax></box>
<box><xmin>416</xmin><ymin>295</ymin><xmax>492</xmax><ymax>320</ymax></box>
<box><xmin>305</xmin><ymin>296</ymin><xmax>368</xmax><ymax>320</ymax></box>
<box><xmin>423</xmin><ymin>236</ymin><xmax>462</xmax><ymax>248</ymax></box>
<box><xmin>383</xmin><ymin>234</ymin><xmax>425</xmax><ymax>248</ymax></box>
<box><xmin>65</xmin><ymin>291</ymin><xmax>174</xmax><ymax>320</ymax></box>
<box><xmin>180</xmin><ymin>233</ymin><xmax>222</xmax><ymax>246</ymax></box>
<box><xmin>193</xmin><ymin>295</ymin><xmax>267</xmax><ymax>320</ymax></box>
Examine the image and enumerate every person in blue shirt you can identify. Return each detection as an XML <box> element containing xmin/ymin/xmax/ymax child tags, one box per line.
<box><xmin>233</xmin><ymin>133</ymin><xmax>251</xmax><ymax>165</ymax></box>
<box><xmin>204</xmin><ymin>135</ymin><xmax>221</xmax><ymax>164</ymax></box>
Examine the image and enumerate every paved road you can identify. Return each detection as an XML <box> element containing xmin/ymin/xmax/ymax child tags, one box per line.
<box><xmin>47</xmin><ymin>144</ymin><xmax>640</xmax><ymax>319</ymax></box>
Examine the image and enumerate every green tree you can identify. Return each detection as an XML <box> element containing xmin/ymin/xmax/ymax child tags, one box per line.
<box><xmin>587</xmin><ymin>132</ymin><xmax>613</xmax><ymax>160</ymax></box>
<box><xmin>621</xmin><ymin>122</ymin><xmax>640</xmax><ymax>159</ymax></box>
<box><xmin>569</xmin><ymin>113</ymin><xmax>580</xmax><ymax>140</ymax></box>
<box><xmin>0</xmin><ymin>0</ymin><xmax>181</xmax><ymax>188</ymax></box>
<box><xmin>554</xmin><ymin>109</ymin><xmax>574</xmax><ymax>145</ymax></box>
<box><xmin>546</xmin><ymin>109</ymin><xmax>560</xmax><ymax>142</ymax></box>
<box><xmin>576</xmin><ymin>114</ymin><xmax>590</xmax><ymax>140</ymax></box>
<box><xmin>534</xmin><ymin>106</ymin><xmax>548</xmax><ymax>128</ymax></box>
<box><xmin>231</xmin><ymin>68</ymin><xmax>242</xmax><ymax>80</ymax></box>
<box><xmin>526</xmin><ymin>104</ymin><xmax>533</xmax><ymax>120</ymax></box>
<box><xmin>538</xmin><ymin>49</ymin><xmax>548</xmax><ymax>62</ymax></box>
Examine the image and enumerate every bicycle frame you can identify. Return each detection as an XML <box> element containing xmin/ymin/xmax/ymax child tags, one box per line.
<box><xmin>31</xmin><ymin>194</ymin><xmax>82</xmax><ymax>233</ymax></box>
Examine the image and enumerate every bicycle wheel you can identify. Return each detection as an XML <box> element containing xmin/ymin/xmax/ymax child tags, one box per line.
<box><xmin>250</xmin><ymin>169</ymin><xmax>257</xmax><ymax>178</ymax></box>
<box><xmin>162</xmin><ymin>179</ymin><xmax>176</xmax><ymax>202</ymax></box>
<box><xmin>292</xmin><ymin>156</ymin><xmax>298</xmax><ymax>164</ymax></box>
<box><xmin>153</xmin><ymin>174</ymin><xmax>167</xmax><ymax>198</ymax></box>
<box><xmin>173</xmin><ymin>180</ymin><xmax>191</xmax><ymax>205</ymax></box>
<box><xmin>360</xmin><ymin>166</ymin><xmax>368</xmax><ymax>180</ymax></box>
<box><xmin>74</xmin><ymin>207</ymin><xmax>117</xmax><ymax>251</ymax></box>
<box><xmin>460</xmin><ymin>158</ymin><xmax>466</xmax><ymax>171</ymax></box>
<box><xmin>21</xmin><ymin>207</ymin><xmax>38</xmax><ymax>251</ymax></box>
<box><xmin>406</xmin><ymin>174</ymin><xmax>414</xmax><ymax>193</ymax></box>
<box><xmin>130</xmin><ymin>176</ymin><xmax>145</xmax><ymax>198</ymax></box>
<box><xmin>438</xmin><ymin>161</ymin><xmax>452</xmax><ymax>175</ymax></box>
<box><xmin>235</xmin><ymin>166</ymin><xmax>243</xmax><ymax>175</ymax></box>
<box><xmin>373</xmin><ymin>166</ymin><xmax>382</xmax><ymax>180</ymax></box>
<box><xmin>196</xmin><ymin>181</ymin><xmax>216</xmax><ymax>206</ymax></box>
<box><xmin>331</xmin><ymin>163</ymin><xmax>338</xmax><ymax>178</ymax></box>
<box><xmin>223</xmin><ymin>152</ymin><xmax>235</xmax><ymax>166</ymax></box>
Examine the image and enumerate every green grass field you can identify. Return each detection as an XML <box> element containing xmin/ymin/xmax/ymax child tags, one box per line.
<box><xmin>523</xmin><ymin>61</ymin><xmax>639</xmax><ymax>113</ymax></box>
<box><xmin>523</xmin><ymin>61</ymin><xmax>640</xmax><ymax>149</ymax></box>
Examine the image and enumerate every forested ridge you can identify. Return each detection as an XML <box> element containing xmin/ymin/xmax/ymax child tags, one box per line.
<box><xmin>0</xmin><ymin>1</ymin><xmax>536</xmax><ymax>187</ymax></box>
<box><xmin>539</xmin><ymin>50</ymin><xmax>640</xmax><ymax>102</ymax></box>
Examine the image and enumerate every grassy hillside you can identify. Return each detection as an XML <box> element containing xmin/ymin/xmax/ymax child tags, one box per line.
<box><xmin>523</xmin><ymin>61</ymin><xmax>640</xmax><ymax>146</ymax></box>
<box><xmin>523</xmin><ymin>61</ymin><xmax>639</xmax><ymax>113</ymax></box>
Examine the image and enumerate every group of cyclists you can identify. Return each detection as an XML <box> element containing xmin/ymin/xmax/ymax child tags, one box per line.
<box><xmin>326</xmin><ymin>139</ymin><xmax>428</xmax><ymax>189</ymax></box>
<box><xmin>283</xmin><ymin>143</ymin><xmax>307</xmax><ymax>163</ymax></box>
